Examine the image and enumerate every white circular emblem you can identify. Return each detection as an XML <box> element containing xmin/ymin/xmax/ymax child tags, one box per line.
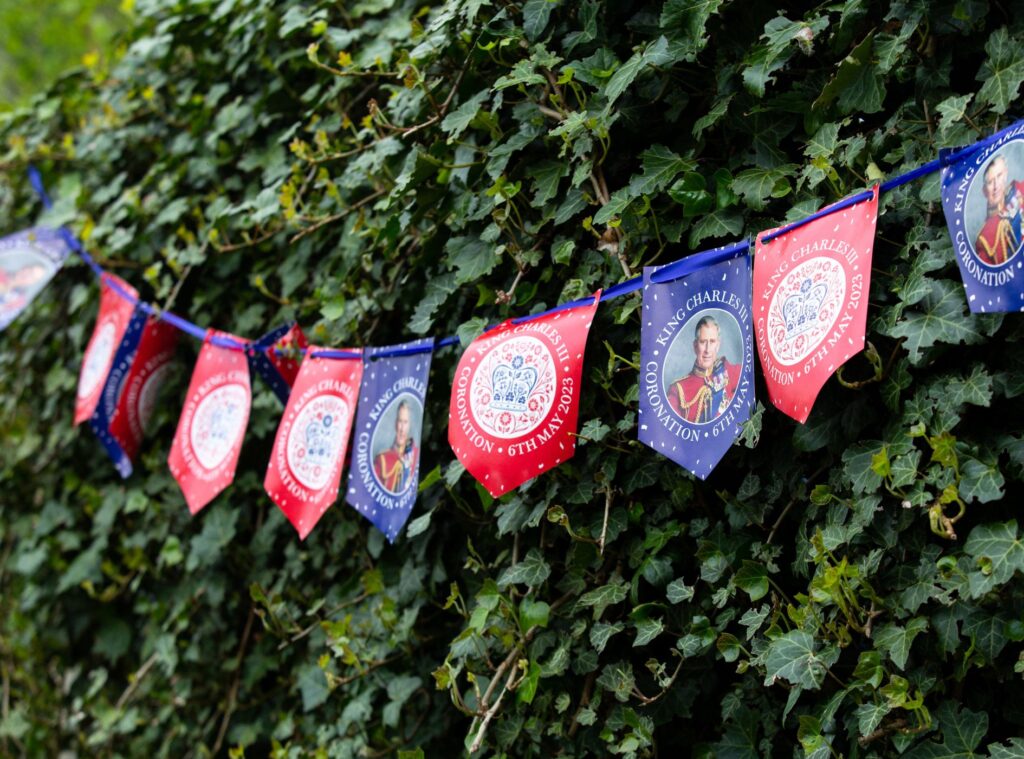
<box><xmin>136</xmin><ymin>362</ymin><xmax>174</xmax><ymax>429</ymax></box>
<box><xmin>78</xmin><ymin>320</ymin><xmax>118</xmax><ymax>399</ymax></box>
<box><xmin>189</xmin><ymin>383</ymin><xmax>248</xmax><ymax>470</ymax></box>
<box><xmin>286</xmin><ymin>393</ymin><xmax>348</xmax><ymax>490</ymax></box>
<box><xmin>766</xmin><ymin>257</ymin><xmax>847</xmax><ymax>366</ymax></box>
<box><xmin>470</xmin><ymin>335</ymin><xmax>557</xmax><ymax>438</ymax></box>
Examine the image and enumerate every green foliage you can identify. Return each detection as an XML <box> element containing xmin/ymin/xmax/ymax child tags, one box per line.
<box><xmin>1</xmin><ymin>0</ymin><xmax>1024</xmax><ymax>756</ymax></box>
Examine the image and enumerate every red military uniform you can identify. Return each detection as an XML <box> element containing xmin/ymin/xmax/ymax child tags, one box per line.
<box><xmin>668</xmin><ymin>358</ymin><xmax>740</xmax><ymax>423</ymax></box>
<box><xmin>975</xmin><ymin>180</ymin><xmax>1024</xmax><ymax>265</ymax></box>
<box><xmin>374</xmin><ymin>443</ymin><xmax>418</xmax><ymax>494</ymax></box>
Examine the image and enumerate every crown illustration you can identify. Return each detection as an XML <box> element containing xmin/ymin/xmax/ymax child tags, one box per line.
<box><xmin>207</xmin><ymin>403</ymin><xmax>236</xmax><ymax>440</ymax></box>
<box><xmin>782</xmin><ymin>278</ymin><xmax>828</xmax><ymax>338</ymax></box>
<box><xmin>490</xmin><ymin>355</ymin><xmax>538</xmax><ymax>413</ymax></box>
<box><xmin>304</xmin><ymin>415</ymin><xmax>335</xmax><ymax>466</ymax></box>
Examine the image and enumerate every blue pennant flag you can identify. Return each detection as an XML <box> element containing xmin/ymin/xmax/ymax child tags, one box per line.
<box><xmin>0</xmin><ymin>227</ymin><xmax>70</xmax><ymax>332</ymax></box>
<box><xmin>638</xmin><ymin>254</ymin><xmax>755</xmax><ymax>479</ymax></box>
<box><xmin>345</xmin><ymin>338</ymin><xmax>434</xmax><ymax>542</ymax></box>
<box><xmin>941</xmin><ymin>118</ymin><xmax>1024</xmax><ymax>313</ymax></box>
<box><xmin>89</xmin><ymin>303</ymin><xmax>148</xmax><ymax>478</ymax></box>
<box><xmin>247</xmin><ymin>323</ymin><xmax>306</xmax><ymax>404</ymax></box>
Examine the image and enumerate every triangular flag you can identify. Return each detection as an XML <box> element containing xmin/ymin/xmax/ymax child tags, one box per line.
<box><xmin>0</xmin><ymin>227</ymin><xmax>70</xmax><ymax>332</ymax></box>
<box><xmin>264</xmin><ymin>348</ymin><xmax>362</xmax><ymax>539</ymax></box>
<box><xmin>345</xmin><ymin>339</ymin><xmax>434</xmax><ymax>543</ymax></box>
<box><xmin>753</xmin><ymin>186</ymin><xmax>878</xmax><ymax>423</ymax></box>
<box><xmin>107</xmin><ymin>316</ymin><xmax>179</xmax><ymax>475</ymax></box>
<box><xmin>940</xmin><ymin>118</ymin><xmax>1024</xmax><ymax>312</ymax></box>
<box><xmin>248</xmin><ymin>323</ymin><xmax>308</xmax><ymax>404</ymax></box>
<box><xmin>75</xmin><ymin>274</ymin><xmax>139</xmax><ymax>425</ymax></box>
<box><xmin>639</xmin><ymin>255</ymin><xmax>754</xmax><ymax>478</ymax></box>
<box><xmin>168</xmin><ymin>332</ymin><xmax>251</xmax><ymax>514</ymax></box>
<box><xmin>449</xmin><ymin>293</ymin><xmax>599</xmax><ymax>498</ymax></box>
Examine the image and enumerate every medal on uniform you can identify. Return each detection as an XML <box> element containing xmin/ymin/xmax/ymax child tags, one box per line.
<box><xmin>449</xmin><ymin>293</ymin><xmax>600</xmax><ymax>498</ymax></box>
<box><xmin>107</xmin><ymin>316</ymin><xmax>179</xmax><ymax>476</ymax></box>
<box><xmin>345</xmin><ymin>339</ymin><xmax>433</xmax><ymax>543</ymax></box>
<box><xmin>0</xmin><ymin>227</ymin><xmax>70</xmax><ymax>332</ymax></box>
<box><xmin>639</xmin><ymin>254</ymin><xmax>754</xmax><ymax>478</ymax></box>
<box><xmin>248</xmin><ymin>323</ymin><xmax>308</xmax><ymax>404</ymax></box>
<box><xmin>941</xmin><ymin>117</ymin><xmax>1024</xmax><ymax>312</ymax></box>
<box><xmin>754</xmin><ymin>186</ymin><xmax>878</xmax><ymax>423</ymax></box>
<box><xmin>264</xmin><ymin>349</ymin><xmax>362</xmax><ymax>539</ymax></box>
<box><xmin>168</xmin><ymin>332</ymin><xmax>252</xmax><ymax>514</ymax></box>
<box><xmin>75</xmin><ymin>274</ymin><xmax>139</xmax><ymax>425</ymax></box>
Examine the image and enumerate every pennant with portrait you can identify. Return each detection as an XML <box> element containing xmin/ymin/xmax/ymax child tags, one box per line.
<box><xmin>264</xmin><ymin>349</ymin><xmax>362</xmax><ymax>540</ymax></box>
<box><xmin>639</xmin><ymin>255</ymin><xmax>754</xmax><ymax>478</ymax></box>
<box><xmin>753</xmin><ymin>186</ymin><xmax>878</xmax><ymax>423</ymax></box>
<box><xmin>449</xmin><ymin>293</ymin><xmax>599</xmax><ymax>498</ymax></box>
<box><xmin>345</xmin><ymin>339</ymin><xmax>433</xmax><ymax>543</ymax></box>
<box><xmin>941</xmin><ymin>118</ymin><xmax>1024</xmax><ymax>312</ymax></box>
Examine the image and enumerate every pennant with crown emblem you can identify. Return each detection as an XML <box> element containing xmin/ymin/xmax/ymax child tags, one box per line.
<box><xmin>345</xmin><ymin>339</ymin><xmax>433</xmax><ymax>543</ymax></box>
<box><xmin>639</xmin><ymin>255</ymin><xmax>754</xmax><ymax>478</ymax></box>
<box><xmin>449</xmin><ymin>293</ymin><xmax>599</xmax><ymax>498</ymax></box>
<box><xmin>0</xmin><ymin>227</ymin><xmax>70</xmax><ymax>332</ymax></box>
<box><xmin>168</xmin><ymin>332</ymin><xmax>252</xmax><ymax>514</ymax></box>
<box><xmin>75</xmin><ymin>274</ymin><xmax>139</xmax><ymax>425</ymax></box>
<box><xmin>941</xmin><ymin>118</ymin><xmax>1024</xmax><ymax>313</ymax></box>
<box><xmin>107</xmin><ymin>316</ymin><xmax>179</xmax><ymax>476</ymax></box>
<box><xmin>264</xmin><ymin>349</ymin><xmax>362</xmax><ymax>539</ymax></box>
<box><xmin>754</xmin><ymin>186</ymin><xmax>878</xmax><ymax>423</ymax></box>
<box><xmin>248</xmin><ymin>323</ymin><xmax>308</xmax><ymax>404</ymax></box>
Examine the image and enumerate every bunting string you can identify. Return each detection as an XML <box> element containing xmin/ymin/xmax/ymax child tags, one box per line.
<box><xmin>26</xmin><ymin>122</ymin><xmax>1007</xmax><ymax>356</ymax></box>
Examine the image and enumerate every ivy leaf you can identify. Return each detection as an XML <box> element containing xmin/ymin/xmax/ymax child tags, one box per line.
<box><xmin>529</xmin><ymin>160</ymin><xmax>569</xmax><ymax>207</ymax></box>
<box><xmin>578</xmin><ymin>580</ymin><xmax>629</xmax><ymax>619</ymax></box>
<box><xmin>296</xmin><ymin>664</ymin><xmax>330</xmax><ymax>712</ymax></box>
<box><xmin>959</xmin><ymin>456</ymin><xmax>1005</xmax><ymax>504</ymax></box>
<box><xmin>692</xmin><ymin>94</ymin><xmax>732</xmax><ymax>139</ymax></box>
<box><xmin>628</xmin><ymin>145</ymin><xmax>695</xmax><ymax>196</ymax></box>
<box><xmin>988</xmin><ymin>738</ymin><xmax>1024</xmax><ymax>758</ymax></box>
<box><xmin>689</xmin><ymin>209</ymin><xmax>743</xmax><ymax>247</ymax></box>
<box><xmin>522</xmin><ymin>0</ymin><xmax>557</xmax><ymax>42</ymax></box>
<box><xmin>733</xmin><ymin>561</ymin><xmax>769</xmax><ymax>601</ymax></box>
<box><xmin>497</xmin><ymin>548</ymin><xmax>552</xmax><ymax>588</ymax></box>
<box><xmin>763</xmin><ymin>630</ymin><xmax>839</xmax><ymax>690</ymax></box>
<box><xmin>873</xmin><ymin>617</ymin><xmax>928</xmax><ymax>669</ymax></box>
<box><xmin>632</xmin><ymin>617</ymin><xmax>664</xmax><ymax>647</ymax></box>
<box><xmin>440</xmin><ymin>89</ymin><xmax>489</xmax><ymax>142</ymax></box>
<box><xmin>964</xmin><ymin>520</ymin><xmax>1024</xmax><ymax>589</ymax></box>
<box><xmin>842</xmin><ymin>441</ymin><xmax>885</xmax><ymax>494</ymax></box>
<box><xmin>815</xmin><ymin>33</ymin><xmax>885</xmax><ymax>114</ymax></box>
<box><xmin>731</xmin><ymin>165</ymin><xmax>796</xmax><ymax>210</ymax></box>
<box><xmin>856</xmin><ymin>702</ymin><xmax>892</xmax><ymax>739</ymax></box>
<box><xmin>666</xmin><ymin>577</ymin><xmax>695</xmax><ymax>604</ymax></box>
<box><xmin>590</xmin><ymin>621</ymin><xmax>624</xmax><ymax>653</ymax></box>
<box><xmin>976</xmin><ymin>27</ymin><xmax>1024</xmax><ymax>114</ymax></box>
<box><xmin>604</xmin><ymin>36</ymin><xmax>670</xmax><ymax>105</ymax></box>
<box><xmin>903</xmin><ymin>702</ymin><xmax>987</xmax><ymax>758</ymax></box>
<box><xmin>445</xmin><ymin>236</ymin><xmax>498</xmax><ymax>285</ymax></box>
<box><xmin>409</xmin><ymin>272</ymin><xmax>457</xmax><ymax>334</ymax></box>
<box><xmin>886</xmin><ymin>280</ymin><xmax>993</xmax><ymax>364</ymax></box>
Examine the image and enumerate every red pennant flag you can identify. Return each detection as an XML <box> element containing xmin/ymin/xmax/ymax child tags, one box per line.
<box><xmin>168</xmin><ymin>332</ymin><xmax>252</xmax><ymax>514</ymax></box>
<box><xmin>264</xmin><ymin>349</ymin><xmax>362</xmax><ymax>539</ymax></box>
<box><xmin>75</xmin><ymin>274</ymin><xmax>138</xmax><ymax>425</ymax></box>
<box><xmin>753</xmin><ymin>186</ymin><xmax>878</xmax><ymax>423</ymax></box>
<box><xmin>449</xmin><ymin>293</ymin><xmax>600</xmax><ymax>498</ymax></box>
<box><xmin>109</xmin><ymin>316</ymin><xmax>178</xmax><ymax>466</ymax></box>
